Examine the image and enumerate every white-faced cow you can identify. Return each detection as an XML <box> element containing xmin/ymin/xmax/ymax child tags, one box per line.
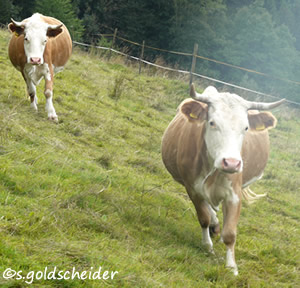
<box><xmin>162</xmin><ymin>84</ymin><xmax>284</xmax><ymax>275</ymax></box>
<box><xmin>8</xmin><ymin>13</ymin><xmax>72</xmax><ymax>121</ymax></box>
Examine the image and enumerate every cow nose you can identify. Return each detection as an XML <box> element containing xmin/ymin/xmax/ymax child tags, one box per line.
<box><xmin>30</xmin><ymin>57</ymin><xmax>41</xmax><ymax>64</ymax></box>
<box><xmin>222</xmin><ymin>158</ymin><xmax>241</xmax><ymax>173</ymax></box>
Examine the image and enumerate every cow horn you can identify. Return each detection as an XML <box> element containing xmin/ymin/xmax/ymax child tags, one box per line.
<box><xmin>245</xmin><ymin>98</ymin><xmax>285</xmax><ymax>110</ymax></box>
<box><xmin>48</xmin><ymin>23</ymin><xmax>63</xmax><ymax>30</ymax></box>
<box><xmin>11</xmin><ymin>18</ymin><xmax>25</xmax><ymax>27</ymax></box>
<box><xmin>190</xmin><ymin>83</ymin><xmax>211</xmax><ymax>104</ymax></box>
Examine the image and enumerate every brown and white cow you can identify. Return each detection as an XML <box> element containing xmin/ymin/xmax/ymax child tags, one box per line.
<box><xmin>8</xmin><ymin>13</ymin><xmax>72</xmax><ymax>121</ymax></box>
<box><xmin>161</xmin><ymin>84</ymin><xmax>284</xmax><ymax>275</ymax></box>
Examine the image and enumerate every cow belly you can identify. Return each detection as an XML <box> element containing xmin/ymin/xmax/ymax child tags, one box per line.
<box><xmin>53</xmin><ymin>65</ymin><xmax>64</xmax><ymax>74</ymax></box>
<box><xmin>162</xmin><ymin>146</ymin><xmax>184</xmax><ymax>185</ymax></box>
<box><xmin>161</xmin><ymin>116</ymin><xmax>186</xmax><ymax>186</ymax></box>
<box><xmin>242</xmin><ymin>172</ymin><xmax>263</xmax><ymax>188</ymax></box>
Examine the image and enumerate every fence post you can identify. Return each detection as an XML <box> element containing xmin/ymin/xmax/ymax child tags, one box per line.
<box><xmin>189</xmin><ymin>43</ymin><xmax>198</xmax><ymax>86</ymax></box>
<box><xmin>139</xmin><ymin>40</ymin><xmax>145</xmax><ymax>74</ymax></box>
<box><xmin>108</xmin><ymin>28</ymin><xmax>118</xmax><ymax>60</ymax></box>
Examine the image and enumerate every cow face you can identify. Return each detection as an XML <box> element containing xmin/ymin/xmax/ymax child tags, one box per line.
<box><xmin>182</xmin><ymin>96</ymin><xmax>248</xmax><ymax>173</ymax></box>
<box><xmin>205</xmin><ymin>99</ymin><xmax>249</xmax><ymax>173</ymax></box>
<box><xmin>183</xmin><ymin>85</ymin><xmax>284</xmax><ymax>174</ymax></box>
<box><xmin>9</xmin><ymin>16</ymin><xmax>63</xmax><ymax>65</ymax></box>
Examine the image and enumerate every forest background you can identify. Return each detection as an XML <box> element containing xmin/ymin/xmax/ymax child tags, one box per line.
<box><xmin>1</xmin><ymin>0</ymin><xmax>300</xmax><ymax>102</ymax></box>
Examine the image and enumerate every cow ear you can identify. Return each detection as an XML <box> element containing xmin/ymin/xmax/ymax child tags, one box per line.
<box><xmin>47</xmin><ymin>24</ymin><xmax>63</xmax><ymax>38</ymax></box>
<box><xmin>248</xmin><ymin>111</ymin><xmax>277</xmax><ymax>131</ymax></box>
<box><xmin>181</xmin><ymin>100</ymin><xmax>207</xmax><ymax>122</ymax></box>
<box><xmin>8</xmin><ymin>22</ymin><xmax>24</xmax><ymax>37</ymax></box>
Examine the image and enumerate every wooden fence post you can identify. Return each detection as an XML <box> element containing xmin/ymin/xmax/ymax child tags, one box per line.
<box><xmin>139</xmin><ymin>40</ymin><xmax>145</xmax><ymax>74</ymax></box>
<box><xmin>189</xmin><ymin>43</ymin><xmax>198</xmax><ymax>86</ymax></box>
<box><xmin>108</xmin><ymin>28</ymin><xmax>118</xmax><ymax>60</ymax></box>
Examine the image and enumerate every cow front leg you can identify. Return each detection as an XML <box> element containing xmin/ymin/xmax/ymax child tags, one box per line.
<box><xmin>29</xmin><ymin>85</ymin><xmax>38</xmax><ymax>111</ymax></box>
<box><xmin>207</xmin><ymin>204</ymin><xmax>220</xmax><ymax>237</ymax></box>
<box><xmin>189</xmin><ymin>194</ymin><xmax>214</xmax><ymax>252</ymax></box>
<box><xmin>22</xmin><ymin>71</ymin><xmax>38</xmax><ymax>111</ymax></box>
<box><xmin>45</xmin><ymin>89</ymin><xmax>57</xmax><ymax>121</ymax></box>
<box><xmin>44</xmin><ymin>71</ymin><xmax>58</xmax><ymax>122</ymax></box>
<box><xmin>222</xmin><ymin>194</ymin><xmax>241</xmax><ymax>276</ymax></box>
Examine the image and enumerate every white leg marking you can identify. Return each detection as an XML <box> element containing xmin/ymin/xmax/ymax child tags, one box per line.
<box><xmin>226</xmin><ymin>247</ymin><xmax>238</xmax><ymax>276</ymax></box>
<box><xmin>202</xmin><ymin>227</ymin><xmax>213</xmax><ymax>252</ymax></box>
<box><xmin>45</xmin><ymin>89</ymin><xmax>58</xmax><ymax>122</ymax></box>
<box><xmin>30</xmin><ymin>97</ymin><xmax>38</xmax><ymax>111</ymax></box>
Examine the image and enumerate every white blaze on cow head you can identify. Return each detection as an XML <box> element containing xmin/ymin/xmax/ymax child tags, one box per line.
<box><xmin>8</xmin><ymin>14</ymin><xmax>63</xmax><ymax>65</ymax></box>
<box><xmin>182</xmin><ymin>84</ymin><xmax>285</xmax><ymax>174</ymax></box>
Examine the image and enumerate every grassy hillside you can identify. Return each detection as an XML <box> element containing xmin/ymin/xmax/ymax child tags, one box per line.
<box><xmin>0</xmin><ymin>28</ymin><xmax>299</xmax><ymax>287</ymax></box>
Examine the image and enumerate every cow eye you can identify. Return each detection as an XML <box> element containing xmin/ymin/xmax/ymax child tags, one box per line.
<box><xmin>209</xmin><ymin>121</ymin><xmax>215</xmax><ymax>127</ymax></box>
<box><xmin>245</xmin><ymin>126</ymin><xmax>249</xmax><ymax>131</ymax></box>
<box><xmin>24</xmin><ymin>37</ymin><xmax>28</xmax><ymax>41</ymax></box>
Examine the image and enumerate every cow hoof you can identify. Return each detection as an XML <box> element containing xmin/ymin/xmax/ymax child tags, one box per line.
<box><xmin>202</xmin><ymin>243</ymin><xmax>215</xmax><ymax>255</ymax></box>
<box><xmin>30</xmin><ymin>103</ymin><xmax>38</xmax><ymax>111</ymax></box>
<box><xmin>204</xmin><ymin>247</ymin><xmax>215</xmax><ymax>255</ymax></box>
<box><xmin>226</xmin><ymin>265</ymin><xmax>238</xmax><ymax>276</ymax></box>
<box><xmin>209</xmin><ymin>224</ymin><xmax>220</xmax><ymax>237</ymax></box>
<box><xmin>48</xmin><ymin>115</ymin><xmax>58</xmax><ymax>122</ymax></box>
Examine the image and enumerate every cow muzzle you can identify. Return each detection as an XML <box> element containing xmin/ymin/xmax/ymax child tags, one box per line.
<box><xmin>221</xmin><ymin>158</ymin><xmax>242</xmax><ymax>173</ymax></box>
<box><xmin>30</xmin><ymin>57</ymin><xmax>42</xmax><ymax>65</ymax></box>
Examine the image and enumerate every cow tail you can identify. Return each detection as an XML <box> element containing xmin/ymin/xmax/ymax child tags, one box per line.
<box><xmin>241</xmin><ymin>187</ymin><xmax>267</xmax><ymax>204</ymax></box>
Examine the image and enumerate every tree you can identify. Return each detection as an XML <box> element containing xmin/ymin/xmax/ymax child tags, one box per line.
<box><xmin>78</xmin><ymin>0</ymin><xmax>107</xmax><ymax>43</ymax></box>
<box><xmin>12</xmin><ymin>0</ymin><xmax>35</xmax><ymax>19</ymax></box>
<box><xmin>35</xmin><ymin>0</ymin><xmax>84</xmax><ymax>40</ymax></box>
<box><xmin>168</xmin><ymin>0</ymin><xmax>229</xmax><ymax>73</ymax></box>
<box><xmin>222</xmin><ymin>1</ymin><xmax>298</xmax><ymax>99</ymax></box>
<box><xmin>265</xmin><ymin>0</ymin><xmax>300</xmax><ymax>51</ymax></box>
<box><xmin>0</xmin><ymin>0</ymin><xmax>20</xmax><ymax>24</ymax></box>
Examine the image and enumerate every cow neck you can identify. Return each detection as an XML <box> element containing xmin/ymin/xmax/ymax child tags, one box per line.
<box><xmin>199</xmin><ymin>140</ymin><xmax>227</xmax><ymax>210</ymax></box>
<box><xmin>200</xmin><ymin>144</ymin><xmax>217</xmax><ymax>191</ymax></box>
<box><xmin>200</xmin><ymin>126</ymin><xmax>216</xmax><ymax>187</ymax></box>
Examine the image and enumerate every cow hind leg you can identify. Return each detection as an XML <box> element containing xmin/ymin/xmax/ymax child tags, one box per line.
<box><xmin>207</xmin><ymin>204</ymin><xmax>220</xmax><ymax>237</ymax></box>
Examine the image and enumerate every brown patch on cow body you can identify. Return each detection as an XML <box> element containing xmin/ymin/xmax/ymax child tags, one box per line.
<box><xmin>161</xmin><ymin>92</ymin><xmax>280</xmax><ymax>276</ymax></box>
<box><xmin>8</xmin><ymin>14</ymin><xmax>72</xmax><ymax>120</ymax></box>
<box><xmin>8</xmin><ymin>14</ymin><xmax>72</xmax><ymax>71</ymax></box>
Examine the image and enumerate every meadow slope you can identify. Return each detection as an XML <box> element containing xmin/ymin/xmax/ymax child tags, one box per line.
<box><xmin>0</xmin><ymin>29</ymin><xmax>299</xmax><ymax>287</ymax></box>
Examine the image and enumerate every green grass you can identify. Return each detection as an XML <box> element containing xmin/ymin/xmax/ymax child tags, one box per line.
<box><xmin>0</xmin><ymin>28</ymin><xmax>299</xmax><ymax>287</ymax></box>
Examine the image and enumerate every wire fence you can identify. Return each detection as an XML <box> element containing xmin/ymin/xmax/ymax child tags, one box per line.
<box><xmin>73</xmin><ymin>37</ymin><xmax>300</xmax><ymax>108</ymax></box>
<box><xmin>97</xmin><ymin>32</ymin><xmax>300</xmax><ymax>87</ymax></box>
